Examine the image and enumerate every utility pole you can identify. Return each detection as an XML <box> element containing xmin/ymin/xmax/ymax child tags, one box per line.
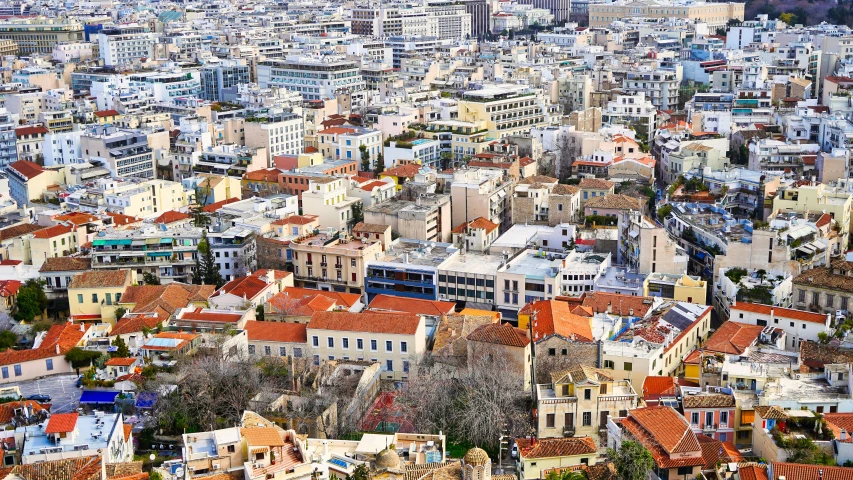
<box><xmin>497</xmin><ymin>423</ymin><xmax>509</xmax><ymax>475</ymax></box>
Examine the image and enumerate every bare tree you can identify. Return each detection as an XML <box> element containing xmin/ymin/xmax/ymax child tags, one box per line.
<box><xmin>554</xmin><ymin>133</ymin><xmax>580</xmax><ymax>180</ymax></box>
<box><xmin>399</xmin><ymin>345</ymin><xmax>533</xmax><ymax>449</ymax></box>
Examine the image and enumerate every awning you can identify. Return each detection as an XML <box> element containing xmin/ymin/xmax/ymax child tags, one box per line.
<box><xmin>79</xmin><ymin>390</ymin><xmax>120</xmax><ymax>404</ymax></box>
<box><xmin>118</xmin><ymin>239</ymin><xmax>132</xmax><ymax>245</ymax></box>
<box><xmin>135</xmin><ymin>391</ymin><xmax>157</xmax><ymax>409</ymax></box>
<box><xmin>131</xmin><ymin>239</ymin><xmax>145</xmax><ymax>246</ymax></box>
<box><xmin>92</xmin><ymin>239</ymin><xmax>106</xmax><ymax>246</ymax></box>
<box><xmin>160</xmin><ymin>238</ymin><xmax>173</xmax><ymax>244</ymax></box>
<box><xmin>145</xmin><ymin>238</ymin><xmax>159</xmax><ymax>244</ymax></box>
<box><xmin>147</xmin><ymin>252</ymin><xmax>172</xmax><ymax>257</ymax></box>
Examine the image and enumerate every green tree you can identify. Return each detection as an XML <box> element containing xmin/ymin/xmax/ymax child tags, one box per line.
<box><xmin>545</xmin><ymin>470</ymin><xmax>586</xmax><ymax>480</ymax></box>
<box><xmin>607</xmin><ymin>440</ymin><xmax>654</xmax><ymax>480</ymax></box>
<box><xmin>13</xmin><ymin>279</ymin><xmax>48</xmax><ymax>323</ymax></box>
<box><xmin>142</xmin><ymin>272</ymin><xmax>161</xmax><ymax>285</ymax></box>
<box><xmin>255</xmin><ymin>304</ymin><xmax>264</xmax><ymax>321</ymax></box>
<box><xmin>110</xmin><ymin>336</ymin><xmax>131</xmax><ymax>358</ymax></box>
<box><xmin>0</xmin><ymin>330</ymin><xmax>16</xmax><ymax>351</ymax></box>
<box><xmin>349</xmin><ymin>201</ymin><xmax>364</xmax><ymax>228</ymax></box>
<box><xmin>150</xmin><ymin>471</ymin><xmax>163</xmax><ymax>480</ymax></box>
<box><xmin>818</xmin><ymin>332</ymin><xmax>831</xmax><ymax>344</ymax></box>
<box><xmin>359</xmin><ymin>144</ymin><xmax>371</xmax><ymax>172</ymax></box>
<box><xmin>778</xmin><ymin>13</ymin><xmax>796</xmax><ymax>25</ymax></box>
<box><xmin>346</xmin><ymin>464</ymin><xmax>371</xmax><ymax>480</ymax></box>
<box><xmin>374</xmin><ymin>153</ymin><xmax>385</xmax><ymax>175</ymax></box>
<box><xmin>657</xmin><ymin>204</ymin><xmax>672</xmax><ymax>220</ymax></box>
<box><xmin>64</xmin><ymin>347</ymin><xmax>102</xmax><ymax>369</ymax></box>
<box><xmin>194</xmin><ymin>230</ymin><xmax>225</xmax><ymax>288</ymax></box>
<box><xmin>114</xmin><ymin>307</ymin><xmax>127</xmax><ymax>320</ymax></box>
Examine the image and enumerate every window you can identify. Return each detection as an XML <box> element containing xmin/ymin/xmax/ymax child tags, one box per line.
<box><xmin>279</xmin><ymin>346</ymin><xmax>286</xmax><ymax>356</ymax></box>
<box><xmin>565</xmin><ymin>413</ymin><xmax>574</xmax><ymax>428</ymax></box>
<box><xmin>691</xmin><ymin>412</ymin><xmax>699</xmax><ymax>425</ymax></box>
<box><xmin>312</xmin><ymin>336</ymin><xmax>319</xmax><ymax>347</ymax></box>
<box><xmin>720</xmin><ymin>411</ymin><xmax>728</xmax><ymax>426</ymax></box>
<box><xmin>248</xmin><ymin>345</ymin><xmax>256</xmax><ymax>355</ymax></box>
<box><xmin>357</xmin><ymin>338</ymin><xmax>364</xmax><ymax>350</ymax></box>
<box><xmin>386</xmin><ymin>360</ymin><xmax>393</xmax><ymax>371</ymax></box>
<box><xmin>370</xmin><ymin>339</ymin><xmax>378</xmax><ymax>351</ymax></box>
<box><xmin>582</xmin><ymin>412</ymin><xmax>592</xmax><ymax>426</ymax></box>
<box><xmin>0</xmin><ymin>367</ymin><xmax>6</xmax><ymax>379</ymax></box>
<box><xmin>264</xmin><ymin>346</ymin><xmax>271</xmax><ymax>356</ymax></box>
<box><xmin>342</xmin><ymin>338</ymin><xmax>349</xmax><ymax>349</ymax></box>
<box><xmin>77</xmin><ymin>294</ymin><xmax>83</xmax><ymax>304</ymax></box>
<box><xmin>827</xmin><ymin>294</ymin><xmax>835</xmax><ymax>307</ymax></box>
<box><xmin>385</xmin><ymin>340</ymin><xmax>392</xmax><ymax>352</ymax></box>
<box><xmin>584</xmin><ymin>389</ymin><xmax>591</xmax><ymax>400</ymax></box>
<box><xmin>92</xmin><ymin>293</ymin><xmax>98</xmax><ymax>303</ymax></box>
<box><xmin>327</xmin><ymin>337</ymin><xmax>334</xmax><ymax>348</ymax></box>
<box><xmin>546</xmin><ymin>414</ymin><xmax>555</xmax><ymax>428</ymax></box>
<box><xmin>705</xmin><ymin>412</ymin><xmax>713</xmax><ymax>427</ymax></box>
<box><xmin>45</xmin><ymin>359</ymin><xmax>53</xmax><ymax>371</ymax></box>
<box><xmin>13</xmin><ymin>365</ymin><xmax>21</xmax><ymax>377</ymax></box>
<box><xmin>228</xmin><ymin>445</ymin><xmax>236</xmax><ymax>453</ymax></box>
<box><xmin>400</xmin><ymin>341</ymin><xmax>408</xmax><ymax>353</ymax></box>
<box><xmin>603</xmin><ymin>360</ymin><xmax>614</xmax><ymax>369</ymax></box>
<box><xmin>677</xmin><ymin>467</ymin><xmax>692</xmax><ymax>476</ymax></box>
<box><xmin>623</xmin><ymin>362</ymin><xmax>632</xmax><ymax>371</ymax></box>
<box><xmin>293</xmin><ymin>348</ymin><xmax>303</xmax><ymax>358</ymax></box>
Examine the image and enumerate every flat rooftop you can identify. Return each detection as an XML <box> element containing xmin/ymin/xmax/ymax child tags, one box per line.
<box><xmin>595</xmin><ymin>266</ymin><xmax>646</xmax><ymax>290</ymax></box>
<box><xmin>374</xmin><ymin>239</ymin><xmax>458</xmax><ymax>267</ymax></box>
<box><xmin>500</xmin><ymin>250</ymin><xmax>562</xmax><ymax>279</ymax></box>
<box><xmin>439</xmin><ymin>252</ymin><xmax>506</xmax><ymax>276</ymax></box>
<box><xmin>19</xmin><ymin>413</ymin><xmax>121</xmax><ymax>457</ymax></box>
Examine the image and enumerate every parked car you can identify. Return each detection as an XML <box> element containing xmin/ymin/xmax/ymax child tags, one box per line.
<box><xmin>510</xmin><ymin>443</ymin><xmax>518</xmax><ymax>459</ymax></box>
<box><xmin>75</xmin><ymin>376</ymin><xmax>83</xmax><ymax>388</ymax></box>
<box><xmin>27</xmin><ymin>394</ymin><xmax>51</xmax><ymax>402</ymax></box>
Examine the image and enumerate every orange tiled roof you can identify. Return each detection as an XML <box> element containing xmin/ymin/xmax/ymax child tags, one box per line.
<box><xmin>520</xmin><ymin>299</ymin><xmax>593</xmax><ymax>342</ymax></box>
<box><xmin>110</xmin><ymin>316</ymin><xmax>161</xmax><ymax>337</ymax></box>
<box><xmin>177</xmin><ymin>307</ymin><xmax>243</xmax><ymax>323</ymax></box>
<box><xmin>32</xmin><ymin>224</ymin><xmax>73</xmax><ymax>239</ymax></box>
<box><xmin>0</xmin><ymin>400</ymin><xmax>47</xmax><ymax>424</ymax></box>
<box><xmin>368</xmin><ymin>294</ymin><xmax>456</xmax><ymax>316</ymax></box>
<box><xmin>318</xmin><ymin>126</ymin><xmax>358</xmax><ymax>136</ymax></box>
<box><xmin>277</xmin><ymin>287</ymin><xmax>360</xmax><ymax>308</ymax></box>
<box><xmin>94</xmin><ymin>109</ymin><xmax>120</xmax><ymax>117</ymax></box>
<box><xmin>704</xmin><ymin>321</ymin><xmax>764</xmax><ymax>355</ymax></box>
<box><xmin>243</xmin><ymin>320</ymin><xmax>307</xmax><ymax>343</ymax></box>
<box><xmin>202</xmin><ymin>197</ymin><xmax>240</xmax><ymax>213</ymax></box>
<box><xmin>120</xmin><ymin>283</ymin><xmax>215</xmax><ymax>317</ymax></box>
<box><xmin>360</xmin><ymin>180</ymin><xmax>389</xmax><ymax>191</ymax></box>
<box><xmin>770</xmin><ymin>463</ymin><xmax>853</xmax><ymax>480</ymax></box>
<box><xmin>105</xmin><ymin>212</ymin><xmax>141</xmax><ymax>226</ymax></box>
<box><xmin>70</xmin><ymin>269</ymin><xmax>130</xmax><ymax>289</ymax></box>
<box><xmin>823</xmin><ymin>413</ymin><xmax>853</xmax><ymax>442</ymax></box>
<box><xmin>213</xmin><ymin>275</ymin><xmax>270</xmax><ymax>301</ymax></box>
<box><xmin>308</xmin><ymin>311</ymin><xmax>422</xmax><ymax>335</ymax></box>
<box><xmin>8</xmin><ymin>160</ymin><xmax>44</xmax><ymax>179</ymax></box>
<box><xmin>153</xmin><ymin>210</ymin><xmax>190</xmax><ymax>224</ymax></box>
<box><xmin>123</xmin><ymin>424</ymin><xmax>132</xmax><ymax>441</ymax></box>
<box><xmin>738</xmin><ymin>465</ymin><xmax>769</xmax><ymax>480</ymax></box>
<box><xmin>0</xmin><ymin>323</ymin><xmax>85</xmax><ymax>367</ymax></box>
<box><xmin>267</xmin><ymin>290</ymin><xmax>337</xmax><ymax>316</ymax></box>
<box><xmin>514</xmin><ymin>437</ymin><xmax>596</xmax><ymax>459</ymax></box>
<box><xmin>578</xmin><ymin>178</ymin><xmax>614</xmax><ymax>190</ymax></box>
<box><xmin>451</xmin><ymin>217</ymin><xmax>499</xmax><ymax>234</ymax></box>
<box><xmin>581</xmin><ymin>292</ymin><xmax>655</xmax><ymax>317</ymax></box>
<box><xmin>272</xmin><ymin>215</ymin><xmax>318</xmax><ymax>226</ymax></box>
<box><xmin>642</xmin><ymin>376</ymin><xmax>679</xmax><ymax>397</ymax></box>
<box><xmin>251</xmin><ymin>269</ymin><xmax>292</xmax><ymax>281</ymax></box>
<box><xmin>467</xmin><ymin>323</ymin><xmax>530</xmax><ymax>348</ymax></box>
<box><xmin>0</xmin><ymin>280</ymin><xmax>20</xmax><ymax>297</ymax></box>
<box><xmin>621</xmin><ymin>407</ymin><xmax>703</xmax><ymax>469</ymax></box>
<box><xmin>53</xmin><ymin>212</ymin><xmax>99</xmax><ymax>225</ymax></box>
<box><xmin>730</xmin><ymin>302</ymin><xmax>828</xmax><ymax>324</ymax></box>
<box><xmin>105</xmin><ymin>357</ymin><xmax>137</xmax><ymax>367</ymax></box>
<box><xmin>382</xmin><ymin>163</ymin><xmax>421</xmax><ymax>178</ymax></box>
<box><xmin>15</xmin><ymin>126</ymin><xmax>48</xmax><ymax>137</ymax></box>
<box><xmin>45</xmin><ymin>413</ymin><xmax>78</xmax><ymax>433</ymax></box>
<box><xmin>241</xmin><ymin>427</ymin><xmax>286</xmax><ymax>446</ymax></box>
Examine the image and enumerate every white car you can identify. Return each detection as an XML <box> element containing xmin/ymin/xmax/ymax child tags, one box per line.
<box><xmin>510</xmin><ymin>444</ymin><xmax>518</xmax><ymax>459</ymax></box>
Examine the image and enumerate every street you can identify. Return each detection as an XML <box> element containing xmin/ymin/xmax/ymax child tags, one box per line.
<box><xmin>15</xmin><ymin>374</ymin><xmax>81</xmax><ymax>413</ymax></box>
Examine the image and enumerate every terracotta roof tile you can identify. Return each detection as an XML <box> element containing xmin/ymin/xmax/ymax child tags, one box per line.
<box><xmin>451</xmin><ymin>217</ymin><xmax>499</xmax><ymax>234</ymax></box>
<box><xmin>682</xmin><ymin>393</ymin><xmax>735</xmax><ymax>409</ymax></box>
<box><xmin>738</xmin><ymin>465</ymin><xmax>769</xmax><ymax>480</ymax></box>
<box><xmin>822</xmin><ymin>413</ymin><xmax>853</xmax><ymax>443</ymax></box>
<box><xmin>629</xmin><ymin>406</ymin><xmax>700</xmax><ymax>455</ymax></box>
<box><xmin>202</xmin><ymin>197</ymin><xmax>240</xmax><ymax>213</ymax></box>
<box><xmin>584</xmin><ymin>193</ymin><xmax>645</xmax><ymax>211</ymax></box>
<box><xmin>45</xmin><ymin>412</ymin><xmax>78</xmax><ymax>433</ymax></box>
<box><xmin>518</xmin><ymin>175</ymin><xmax>558</xmax><ymax>185</ymax></box>
<box><xmin>276</xmin><ymin>287</ymin><xmax>360</xmax><ymax>308</ymax></box>
<box><xmin>368</xmin><ymin>294</ymin><xmax>456</xmax><ymax>316</ymax></box>
<box><xmin>110</xmin><ymin>316</ymin><xmax>160</xmax><ymax>337</ymax></box>
<box><xmin>0</xmin><ymin>323</ymin><xmax>85</xmax><ymax>366</ymax></box>
<box><xmin>730</xmin><ymin>302</ymin><xmax>828</xmax><ymax>324</ymax></box>
<box><xmin>0</xmin><ymin>280</ymin><xmax>20</xmax><ymax>297</ymax></box>
<box><xmin>0</xmin><ymin>400</ymin><xmax>47</xmax><ymax>424</ymax></box>
<box><xmin>123</xmin><ymin>424</ymin><xmax>133</xmax><ymax>442</ymax></box>
<box><xmin>581</xmin><ymin>292</ymin><xmax>655</xmax><ymax>317</ymax></box>
<box><xmin>240</xmin><ymin>427</ymin><xmax>286</xmax><ymax>446</ymax></box>
<box><xmin>120</xmin><ymin>283</ymin><xmax>215</xmax><ymax>316</ymax></box>
<box><xmin>53</xmin><ymin>212</ymin><xmax>99</xmax><ymax>225</ymax></box>
<box><xmin>70</xmin><ymin>269</ymin><xmax>130</xmax><ymax>289</ymax></box>
<box><xmin>382</xmin><ymin>164</ymin><xmax>422</xmax><ymax>178</ymax></box>
<box><xmin>272</xmin><ymin>215</ymin><xmax>319</xmax><ymax>226</ymax></box>
<box><xmin>212</xmin><ymin>275</ymin><xmax>270</xmax><ymax>301</ymax></box>
<box><xmin>32</xmin><ymin>224</ymin><xmax>73</xmax><ymax>239</ymax></box>
<box><xmin>94</xmin><ymin>109</ymin><xmax>119</xmax><ymax>117</ymax></box>
<box><xmin>15</xmin><ymin>126</ymin><xmax>48</xmax><ymax>137</ymax></box>
<box><xmin>153</xmin><ymin>210</ymin><xmax>190</xmax><ymax>224</ymax></box>
<box><xmin>770</xmin><ymin>463</ymin><xmax>853</xmax><ymax>480</ymax></box>
<box><xmin>520</xmin><ymin>299</ymin><xmax>593</xmax><ymax>342</ymax></box>
<box><xmin>754</xmin><ymin>405</ymin><xmax>787</xmax><ymax>420</ymax></box>
<box><xmin>106</xmin><ymin>357</ymin><xmax>137</xmax><ymax>367</ymax></box>
<box><xmin>11</xmin><ymin>455</ymin><xmax>103</xmax><ymax>480</ymax></box>
<box><xmin>177</xmin><ymin>307</ymin><xmax>243</xmax><ymax>323</ymax></box>
<box><xmin>704</xmin><ymin>321</ymin><xmax>764</xmax><ymax>355</ymax></box>
<box><xmin>579</xmin><ymin>178</ymin><xmax>614</xmax><ymax>190</ymax></box>
<box><xmin>514</xmin><ymin>437</ymin><xmax>596</xmax><ymax>459</ymax></box>
<box><xmin>308</xmin><ymin>311</ymin><xmax>422</xmax><ymax>335</ymax></box>
<box><xmin>642</xmin><ymin>376</ymin><xmax>679</xmax><ymax>397</ymax></box>
<box><xmin>105</xmin><ymin>212</ymin><xmax>141</xmax><ymax>226</ymax></box>
<box><xmin>467</xmin><ymin>323</ymin><xmax>530</xmax><ymax>347</ymax></box>
<box><xmin>0</xmin><ymin>223</ymin><xmax>45</xmax><ymax>241</ymax></box>
<box><xmin>244</xmin><ymin>320</ymin><xmax>307</xmax><ymax>343</ymax></box>
<box><xmin>353</xmin><ymin>222</ymin><xmax>390</xmax><ymax>233</ymax></box>
<box><xmin>267</xmin><ymin>291</ymin><xmax>337</xmax><ymax>316</ymax></box>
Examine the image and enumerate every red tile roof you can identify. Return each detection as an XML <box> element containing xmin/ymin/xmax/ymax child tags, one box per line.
<box><xmin>730</xmin><ymin>302</ymin><xmax>828</xmax><ymax>324</ymax></box>
<box><xmin>0</xmin><ymin>259</ymin><xmax>20</xmax><ymax>266</ymax></box>
<box><xmin>514</xmin><ymin>437</ymin><xmax>596</xmax><ymax>459</ymax></box>
<box><xmin>642</xmin><ymin>376</ymin><xmax>679</xmax><ymax>397</ymax></box>
<box><xmin>0</xmin><ymin>323</ymin><xmax>85</xmax><ymax>366</ymax></box>
<box><xmin>251</xmin><ymin>269</ymin><xmax>292</xmax><ymax>281</ymax></box>
<box><xmin>621</xmin><ymin>407</ymin><xmax>703</xmax><ymax>469</ymax></box>
<box><xmin>202</xmin><ymin>197</ymin><xmax>240</xmax><ymax>213</ymax></box>
<box><xmin>308</xmin><ymin>311</ymin><xmax>422</xmax><ymax>335</ymax></box>
<box><xmin>123</xmin><ymin>424</ymin><xmax>133</xmax><ymax>442</ymax></box>
<box><xmin>0</xmin><ymin>280</ymin><xmax>21</xmax><ymax>297</ymax></box>
<box><xmin>382</xmin><ymin>164</ymin><xmax>421</xmax><ymax>178</ymax></box>
<box><xmin>105</xmin><ymin>212</ymin><xmax>141</xmax><ymax>226</ymax></box>
<box><xmin>31</xmin><ymin>224</ymin><xmax>73</xmax><ymax>239</ymax></box>
<box><xmin>45</xmin><ymin>413</ymin><xmax>79</xmax><ymax>433</ymax></box>
<box><xmin>704</xmin><ymin>321</ymin><xmax>764</xmax><ymax>355</ymax></box>
<box><xmin>0</xmin><ymin>400</ymin><xmax>47</xmax><ymax>424</ymax></box>
<box><xmin>69</xmin><ymin>269</ymin><xmax>130</xmax><ymax>289</ymax></box>
<box><xmin>153</xmin><ymin>210</ymin><xmax>190</xmax><ymax>224</ymax></box>
<box><xmin>15</xmin><ymin>126</ymin><xmax>48</xmax><ymax>137</ymax></box>
<box><xmin>318</xmin><ymin>126</ymin><xmax>358</xmax><ymax>135</ymax></box>
<box><xmin>520</xmin><ymin>299</ymin><xmax>593</xmax><ymax>342</ymax></box>
<box><xmin>53</xmin><ymin>212</ymin><xmax>99</xmax><ymax>225</ymax></box>
<box><xmin>244</xmin><ymin>168</ymin><xmax>282</xmax><ymax>182</ymax></box>
<box><xmin>244</xmin><ymin>320</ymin><xmax>308</xmax><ymax>343</ymax></box>
<box><xmin>823</xmin><ymin>413</ymin><xmax>853</xmax><ymax>442</ymax></box>
<box><xmin>578</xmin><ymin>178</ymin><xmax>614</xmax><ymax>190</ymax></box>
<box><xmin>581</xmin><ymin>292</ymin><xmax>655</xmax><ymax>317</ymax></box>
<box><xmin>212</xmin><ymin>275</ymin><xmax>270</xmax><ymax>301</ymax></box>
<box><xmin>8</xmin><ymin>160</ymin><xmax>44</xmax><ymax>179</ymax></box>
<box><xmin>110</xmin><ymin>316</ymin><xmax>161</xmax><ymax>337</ymax></box>
<box><xmin>770</xmin><ymin>463</ymin><xmax>853</xmax><ymax>480</ymax></box>
<box><xmin>738</xmin><ymin>465</ymin><xmax>769</xmax><ymax>480</ymax></box>
<box><xmin>360</xmin><ymin>180</ymin><xmax>389</xmax><ymax>191</ymax></box>
<box><xmin>105</xmin><ymin>357</ymin><xmax>137</xmax><ymax>367</ymax></box>
<box><xmin>467</xmin><ymin>323</ymin><xmax>530</xmax><ymax>347</ymax></box>
<box><xmin>368</xmin><ymin>294</ymin><xmax>456</xmax><ymax>316</ymax></box>
<box><xmin>272</xmin><ymin>215</ymin><xmax>318</xmax><ymax>226</ymax></box>
<box><xmin>277</xmin><ymin>287</ymin><xmax>361</xmax><ymax>308</ymax></box>
<box><xmin>451</xmin><ymin>217</ymin><xmax>499</xmax><ymax>234</ymax></box>
<box><xmin>94</xmin><ymin>109</ymin><xmax>119</xmax><ymax>117</ymax></box>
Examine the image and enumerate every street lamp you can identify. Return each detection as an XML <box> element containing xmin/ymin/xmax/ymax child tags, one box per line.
<box><xmin>150</xmin><ymin>453</ymin><xmax>156</xmax><ymax>462</ymax></box>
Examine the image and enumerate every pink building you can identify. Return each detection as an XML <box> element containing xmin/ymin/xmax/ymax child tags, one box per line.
<box><xmin>681</xmin><ymin>390</ymin><xmax>736</xmax><ymax>442</ymax></box>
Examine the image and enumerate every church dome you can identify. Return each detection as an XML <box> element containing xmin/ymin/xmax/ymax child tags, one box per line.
<box><xmin>463</xmin><ymin>447</ymin><xmax>489</xmax><ymax>467</ymax></box>
<box><xmin>376</xmin><ymin>448</ymin><xmax>401</xmax><ymax>469</ymax></box>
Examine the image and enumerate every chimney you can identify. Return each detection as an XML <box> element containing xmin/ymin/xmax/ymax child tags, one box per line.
<box><xmin>55</xmin><ymin>344</ymin><xmax>60</xmax><ymax>355</ymax></box>
<box><xmin>841</xmin><ymin>430</ymin><xmax>848</xmax><ymax>441</ymax></box>
<box><xmin>606</xmin><ymin>302</ymin><xmax>612</xmax><ymax>314</ymax></box>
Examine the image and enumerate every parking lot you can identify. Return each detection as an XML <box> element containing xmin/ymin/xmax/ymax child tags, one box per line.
<box><xmin>15</xmin><ymin>374</ymin><xmax>81</xmax><ymax>413</ymax></box>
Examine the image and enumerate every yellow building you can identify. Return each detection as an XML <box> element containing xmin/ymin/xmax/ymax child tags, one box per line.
<box><xmin>589</xmin><ymin>1</ymin><xmax>745</xmax><ymax>28</ymax></box>
<box><xmin>379</xmin><ymin>163</ymin><xmax>421</xmax><ymax>192</ymax></box>
<box><xmin>419</xmin><ymin>120</ymin><xmax>492</xmax><ymax>161</ymax></box>
<box><xmin>7</xmin><ymin>160</ymin><xmax>65</xmax><ymax>207</ymax></box>
<box><xmin>29</xmin><ymin>224</ymin><xmax>85</xmax><ymax>270</ymax></box>
<box><xmin>515</xmin><ymin>437</ymin><xmax>598</xmax><ymax>480</ymax></box>
<box><xmin>93</xmin><ymin>109</ymin><xmax>121</xmax><ymax>125</ymax></box>
<box><xmin>457</xmin><ymin>84</ymin><xmax>551</xmax><ymax>139</ymax></box>
<box><xmin>68</xmin><ymin>269</ymin><xmax>133</xmax><ymax>324</ymax></box>
<box><xmin>102</xmin><ymin>179</ymin><xmax>188</xmax><ymax>218</ymax></box>
<box><xmin>772</xmin><ymin>183</ymin><xmax>853</xmax><ymax>251</ymax></box>
<box><xmin>644</xmin><ymin>273</ymin><xmax>707</xmax><ymax>305</ymax></box>
<box><xmin>187</xmin><ymin>174</ymin><xmax>243</xmax><ymax>205</ymax></box>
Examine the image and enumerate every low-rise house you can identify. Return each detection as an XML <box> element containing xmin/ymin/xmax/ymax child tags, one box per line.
<box><xmin>68</xmin><ymin>269</ymin><xmax>133</xmax><ymax>324</ymax></box>
<box><xmin>104</xmin><ymin>357</ymin><xmax>140</xmax><ymax>379</ymax></box>
<box><xmin>367</xmin><ymin>294</ymin><xmax>456</xmax><ymax>318</ymax></box>
<box><xmin>681</xmin><ymin>389</ymin><xmax>737</xmax><ymax>443</ymax></box>
<box><xmin>609</xmin><ymin>406</ymin><xmax>704</xmax><ymax>480</ymax></box>
<box><xmin>753</xmin><ymin>406</ymin><xmax>835</xmax><ymax>463</ymax></box>
<box><xmin>208</xmin><ymin>270</ymin><xmax>293</xmax><ymax>310</ymax></box>
<box><xmin>768</xmin><ymin>462</ymin><xmax>853</xmax><ymax>480</ymax></box>
<box><xmin>307</xmin><ymin>311</ymin><xmax>426</xmax><ymax>380</ymax></box>
<box><xmin>172</xmin><ymin>307</ymin><xmax>253</xmax><ymax>332</ymax></box>
<box><xmin>515</xmin><ymin>437</ymin><xmax>598</xmax><ymax>480</ymax></box>
<box><xmin>16</xmin><ymin>412</ymin><xmax>133</xmax><ymax>464</ymax></box>
<box><xmin>0</xmin><ymin>323</ymin><xmax>89</xmax><ymax>384</ymax></box>
<box><xmin>0</xmin><ymin>400</ymin><xmax>48</xmax><ymax>429</ymax></box>
<box><xmin>38</xmin><ymin>256</ymin><xmax>91</xmax><ymax>299</ymax></box>
<box><xmin>451</xmin><ymin>217</ymin><xmax>500</xmax><ymax>253</ymax></box>
<box><xmin>108</xmin><ymin>315</ymin><xmax>161</xmax><ymax>353</ymax></box>
<box><xmin>0</xmin><ymin>280</ymin><xmax>20</xmax><ymax>313</ymax></box>
<box><xmin>117</xmin><ymin>283</ymin><xmax>215</xmax><ymax>320</ymax></box>
<box><xmin>641</xmin><ymin>376</ymin><xmax>680</xmax><ymax>407</ymax></box>
<box><xmin>823</xmin><ymin>413</ymin><xmax>853</xmax><ymax>465</ymax></box>
<box><xmin>729</xmin><ymin>302</ymin><xmax>830</xmax><ymax>351</ymax></box>
<box><xmin>141</xmin><ymin>332</ymin><xmax>201</xmax><ymax>366</ymax></box>
<box><xmin>244</xmin><ymin>320</ymin><xmax>307</xmax><ymax>359</ymax></box>
<box><xmin>265</xmin><ymin>287</ymin><xmax>363</xmax><ymax>322</ymax></box>
<box><xmin>467</xmin><ymin>322</ymin><xmax>531</xmax><ymax>390</ymax></box>
<box><xmin>536</xmin><ymin>365</ymin><xmax>638</xmax><ymax>439</ymax></box>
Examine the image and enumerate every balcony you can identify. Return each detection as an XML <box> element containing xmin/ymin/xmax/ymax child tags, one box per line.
<box><xmin>702</xmin><ymin>423</ymin><xmax>718</xmax><ymax>434</ymax></box>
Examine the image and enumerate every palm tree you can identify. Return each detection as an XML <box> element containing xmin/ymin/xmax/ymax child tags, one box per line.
<box><xmin>544</xmin><ymin>469</ymin><xmax>587</xmax><ymax>480</ymax></box>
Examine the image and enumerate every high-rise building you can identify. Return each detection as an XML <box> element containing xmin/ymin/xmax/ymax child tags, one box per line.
<box><xmin>257</xmin><ymin>56</ymin><xmax>365</xmax><ymax>103</ymax></box>
<box><xmin>0</xmin><ymin>17</ymin><xmax>83</xmax><ymax>54</ymax></box>
<box><xmin>97</xmin><ymin>26</ymin><xmax>157</xmax><ymax>67</ymax></box>
<box><xmin>200</xmin><ymin>60</ymin><xmax>250</xmax><ymax>102</ymax></box>
<box><xmin>518</xmin><ymin>0</ymin><xmax>572</xmax><ymax>24</ymax></box>
<box><xmin>461</xmin><ymin>0</ymin><xmax>491</xmax><ymax>38</ymax></box>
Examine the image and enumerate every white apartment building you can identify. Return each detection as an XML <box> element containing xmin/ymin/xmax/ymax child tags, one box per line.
<box><xmin>307</xmin><ymin>311</ymin><xmax>426</xmax><ymax>380</ymax></box>
<box><xmin>52</xmin><ymin>42</ymin><xmax>94</xmax><ymax>63</ymax></box>
<box><xmin>81</xmin><ymin>126</ymin><xmax>159</xmax><ymax>179</ymax></box>
<box><xmin>601</xmin><ymin>92</ymin><xmax>657</xmax><ymax>134</ymax></box>
<box><xmin>97</xmin><ymin>26</ymin><xmax>157</xmax><ymax>67</ymax></box>
<box><xmin>425</xmin><ymin>1</ymin><xmax>473</xmax><ymax>40</ymax></box>
<box><xmin>301</xmin><ymin>177</ymin><xmax>361</xmax><ymax>231</ymax></box>
<box><xmin>43</xmin><ymin>129</ymin><xmax>84</xmax><ymax>166</ymax></box>
<box><xmin>729</xmin><ymin>302</ymin><xmax>831</xmax><ymax>352</ymax></box>
<box><xmin>244</xmin><ymin>112</ymin><xmax>305</xmax><ymax>162</ymax></box>
<box><xmin>383</xmin><ymin>138</ymin><xmax>442</xmax><ymax>169</ymax></box>
<box><xmin>317</xmin><ymin>126</ymin><xmax>382</xmax><ymax>167</ymax></box>
<box><xmin>128</xmin><ymin>71</ymin><xmax>202</xmax><ymax>102</ymax></box>
<box><xmin>257</xmin><ymin>56</ymin><xmax>366</xmax><ymax>103</ymax></box>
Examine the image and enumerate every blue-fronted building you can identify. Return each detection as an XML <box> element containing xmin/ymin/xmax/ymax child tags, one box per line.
<box><xmin>365</xmin><ymin>239</ymin><xmax>459</xmax><ymax>301</ymax></box>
